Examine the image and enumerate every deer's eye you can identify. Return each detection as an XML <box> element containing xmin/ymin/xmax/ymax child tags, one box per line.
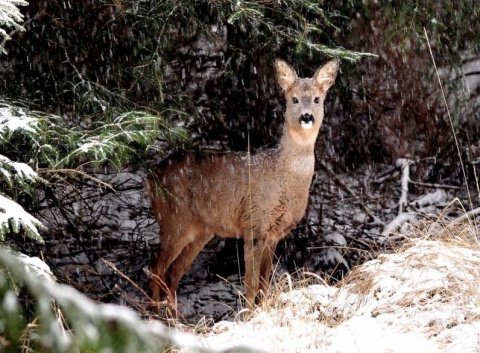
<box><xmin>314</xmin><ymin>97</ymin><xmax>320</xmax><ymax>104</ymax></box>
<box><xmin>292</xmin><ymin>97</ymin><xmax>299</xmax><ymax>104</ymax></box>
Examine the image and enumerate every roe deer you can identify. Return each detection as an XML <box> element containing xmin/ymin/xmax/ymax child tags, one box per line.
<box><xmin>146</xmin><ymin>59</ymin><xmax>339</xmax><ymax>313</ymax></box>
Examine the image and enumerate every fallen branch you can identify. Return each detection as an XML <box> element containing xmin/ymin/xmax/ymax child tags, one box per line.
<box><xmin>409</xmin><ymin>180</ymin><xmax>461</xmax><ymax>190</ymax></box>
<box><xmin>396</xmin><ymin>158</ymin><xmax>412</xmax><ymax>214</ymax></box>
<box><xmin>381</xmin><ymin>212</ymin><xmax>417</xmax><ymax>240</ymax></box>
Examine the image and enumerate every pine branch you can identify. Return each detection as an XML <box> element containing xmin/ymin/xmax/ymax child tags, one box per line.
<box><xmin>0</xmin><ymin>194</ymin><xmax>45</xmax><ymax>242</ymax></box>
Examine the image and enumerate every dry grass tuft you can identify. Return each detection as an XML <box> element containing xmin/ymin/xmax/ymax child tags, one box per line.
<box><xmin>253</xmin><ymin>204</ymin><xmax>480</xmax><ymax>331</ymax></box>
<box><xmin>341</xmin><ymin>205</ymin><xmax>480</xmax><ymax>330</ymax></box>
<box><xmin>252</xmin><ymin>269</ymin><xmax>366</xmax><ymax>329</ymax></box>
<box><xmin>200</xmin><ymin>207</ymin><xmax>480</xmax><ymax>352</ymax></box>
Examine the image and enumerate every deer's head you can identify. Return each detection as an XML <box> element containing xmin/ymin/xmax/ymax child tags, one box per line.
<box><xmin>275</xmin><ymin>59</ymin><xmax>339</xmax><ymax>145</ymax></box>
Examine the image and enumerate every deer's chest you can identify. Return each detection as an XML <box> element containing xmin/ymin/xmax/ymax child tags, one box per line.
<box><xmin>289</xmin><ymin>155</ymin><xmax>315</xmax><ymax>175</ymax></box>
<box><xmin>254</xmin><ymin>176</ymin><xmax>312</xmax><ymax>237</ymax></box>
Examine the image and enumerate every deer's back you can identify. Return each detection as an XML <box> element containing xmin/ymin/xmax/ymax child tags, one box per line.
<box><xmin>148</xmin><ymin>149</ymin><xmax>314</xmax><ymax>239</ymax></box>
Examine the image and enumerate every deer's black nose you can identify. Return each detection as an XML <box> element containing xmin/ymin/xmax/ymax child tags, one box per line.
<box><xmin>299</xmin><ymin>113</ymin><xmax>314</xmax><ymax>125</ymax></box>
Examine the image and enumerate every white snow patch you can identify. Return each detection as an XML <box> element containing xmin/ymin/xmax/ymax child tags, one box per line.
<box><xmin>0</xmin><ymin>194</ymin><xmax>44</xmax><ymax>239</ymax></box>
<box><xmin>201</xmin><ymin>239</ymin><xmax>480</xmax><ymax>353</ymax></box>
<box><xmin>412</xmin><ymin>189</ymin><xmax>447</xmax><ymax>207</ymax></box>
<box><xmin>0</xmin><ymin>154</ymin><xmax>37</xmax><ymax>182</ymax></box>
<box><xmin>325</xmin><ymin>231</ymin><xmax>347</xmax><ymax>246</ymax></box>
<box><xmin>6</xmin><ymin>250</ymin><xmax>56</xmax><ymax>281</ymax></box>
<box><xmin>76</xmin><ymin>140</ymin><xmax>108</xmax><ymax>153</ymax></box>
<box><xmin>0</xmin><ymin>104</ymin><xmax>38</xmax><ymax>135</ymax></box>
<box><xmin>330</xmin><ymin>315</ymin><xmax>439</xmax><ymax>353</ymax></box>
<box><xmin>18</xmin><ymin>255</ymin><xmax>54</xmax><ymax>280</ymax></box>
<box><xmin>2</xmin><ymin>290</ymin><xmax>18</xmax><ymax>312</ymax></box>
<box><xmin>381</xmin><ymin>211</ymin><xmax>417</xmax><ymax>238</ymax></box>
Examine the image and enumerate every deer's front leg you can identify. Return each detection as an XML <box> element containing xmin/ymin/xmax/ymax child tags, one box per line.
<box><xmin>243</xmin><ymin>235</ymin><xmax>267</xmax><ymax>311</ymax></box>
<box><xmin>258</xmin><ymin>239</ymin><xmax>279</xmax><ymax>300</ymax></box>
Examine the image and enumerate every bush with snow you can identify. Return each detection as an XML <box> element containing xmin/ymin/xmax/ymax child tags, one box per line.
<box><xmin>0</xmin><ymin>0</ymin><xmax>28</xmax><ymax>54</ymax></box>
<box><xmin>0</xmin><ymin>247</ymin><xmax>262</xmax><ymax>353</ymax></box>
<box><xmin>0</xmin><ymin>103</ymin><xmax>44</xmax><ymax>242</ymax></box>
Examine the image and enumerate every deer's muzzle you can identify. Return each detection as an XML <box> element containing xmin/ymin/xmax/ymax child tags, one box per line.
<box><xmin>299</xmin><ymin>113</ymin><xmax>314</xmax><ymax>129</ymax></box>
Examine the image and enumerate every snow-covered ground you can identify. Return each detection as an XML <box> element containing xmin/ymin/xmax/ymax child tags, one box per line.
<box><xmin>197</xmin><ymin>237</ymin><xmax>480</xmax><ymax>353</ymax></box>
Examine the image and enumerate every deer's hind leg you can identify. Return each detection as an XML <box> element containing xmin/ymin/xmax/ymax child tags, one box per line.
<box><xmin>150</xmin><ymin>222</ymin><xmax>201</xmax><ymax>307</ymax></box>
<box><xmin>166</xmin><ymin>227</ymin><xmax>213</xmax><ymax>295</ymax></box>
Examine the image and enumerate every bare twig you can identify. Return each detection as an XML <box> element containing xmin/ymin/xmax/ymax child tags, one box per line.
<box><xmin>409</xmin><ymin>180</ymin><xmax>461</xmax><ymax>190</ymax></box>
<box><xmin>101</xmin><ymin>258</ymin><xmax>152</xmax><ymax>301</ymax></box>
<box><xmin>424</xmin><ymin>27</ymin><xmax>475</xmax><ymax>209</ymax></box>
<box><xmin>38</xmin><ymin>168</ymin><xmax>115</xmax><ymax>191</ymax></box>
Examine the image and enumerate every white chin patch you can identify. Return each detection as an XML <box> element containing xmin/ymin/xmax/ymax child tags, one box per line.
<box><xmin>301</xmin><ymin>121</ymin><xmax>313</xmax><ymax>129</ymax></box>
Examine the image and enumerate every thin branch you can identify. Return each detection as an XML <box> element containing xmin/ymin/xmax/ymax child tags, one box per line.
<box><xmin>101</xmin><ymin>258</ymin><xmax>152</xmax><ymax>301</ymax></box>
<box><xmin>408</xmin><ymin>180</ymin><xmax>461</xmax><ymax>190</ymax></box>
<box><xmin>424</xmin><ymin>27</ymin><xmax>475</xmax><ymax>210</ymax></box>
<box><xmin>38</xmin><ymin>168</ymin><xmax>115</xmax><ymax>191</ymax></box>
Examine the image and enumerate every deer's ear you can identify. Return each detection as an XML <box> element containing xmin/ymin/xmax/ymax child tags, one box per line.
<box><xmin>314</xmin><ymin>59</ymin><xmax>339</xmax><ymax>91</ymax></box>
<box><xmin>275</xmin><ymin>59</ymin><xmax>297</xmax><ymax>91</ymax></box>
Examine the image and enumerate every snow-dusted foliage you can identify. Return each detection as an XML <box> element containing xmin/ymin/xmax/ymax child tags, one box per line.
<box><xmin>0</xmin><ymin>195</ymin><xmax>43</xmax><ymax>242</ymax></box>
<box><xmin>0</xmin><ymin>154</ymin><xmax>36</xmax><ymax>186</ymax></box>
<box><xmin>3</xmin><ymin>247</ymin><xmax>55</xmax><ymax>280</ymax></box>
<box><xmin>0</xmin><ymin>104</ymin><xmax>37</xmax><ymax>136</ymax></box>
<box><xmin>0</xmin><ymin>103</ymin><xmax>44</xmax><ymax>242</ymax></box>
<box><xmin>0</xmin><ymin>0</ymin><xmax>28</xmax><ymax>54</ymax></box>
<box><xmin>54</xmin><ymin>111</ymin><xmax>187</xmax><ymax>169</ymax></box>
<box><xmin>0</xmin><ymin>99</ymin><xmax>185</xmax><ymax>243</ymax></box>
<box><xmin>0</xmin><ymin>248</ymin><xmax>258</xmax><ymax>353</ymax></box>
<box><xmin>0</xmin><ymin>103</ymin><xmax>39</xmax><ymax>186</ymax></box>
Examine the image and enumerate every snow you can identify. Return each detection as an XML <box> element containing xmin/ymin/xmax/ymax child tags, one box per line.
<box><xmin>0</xmin><ymin>194</ymin><xmax>44</xmax><ymax>240</ymax></box>
<box><xmin>0</xmin><ymin>154</ymin><xmax>37</xmax><ymax>182</ymax></box>
<box><xmin>2</xmin><ymin>290</ymin><xmax>18</xmax><ymax>312</ymax></box>
<box><xmin>14</xmin><ymin>250</ymin><xmax>55</xmax><ymax>281</ymax></box>
<box><xmin>76</xmin><ymin>139</ymin><xmax>109</xmax><ymax>153</ymax></box>
<box><xmin>330</xmin><ymin>315</ymin><xmax>438</xmax><ymax>353</ymax></box>
<box><xmin>381</xmin><ymin>211</ymin><xmax>417</xmax><ymax>238</ymax></box>
<box><xmin>200</xmin><ymin>239</ymin><xmax>480</xmax><ymax>353</ymax></box>
<box><xmin>1</xmin><ymin>248</ymin><xmax>214</xmax><ymax>352</ymax></box>
<box><xmin>324</xmin><ymin>231</ymin><xmax>346</xmax><ymax>246</ymax></box>
<box><xmin>412</xmin><ymin>189</ymin><xmax>447</xmax><ymax>207</ymax></box>
<box><xmin>0</xmin><ymin>104</ymin><xmax>37</xmax><ymax>135</ymax></box>
<box><xmin>0</xmin><ymin>0</ymin><xmax>28</xmax><ymax>45</ymax></box>
<box><xmin>396</xmin><ymin>158</ymin><xmax>411</xmax><ymax>213</ymax></box>
<box><xmin>44</xmin><ymin>277</ymin><xmax>211</xmax><ymax>352</ymax></box>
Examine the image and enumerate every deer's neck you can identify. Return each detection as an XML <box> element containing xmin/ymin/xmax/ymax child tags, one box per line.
<box><xmin>276</xmin><ymin>127</ymin><xmax>318</xmax><ymax>176</ymax></box>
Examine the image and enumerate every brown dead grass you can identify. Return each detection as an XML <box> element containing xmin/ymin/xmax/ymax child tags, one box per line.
<box><xmin>252</xmin><ymin>201</ymin><xmax>480</xmax><ymax>330</ymax></box>
<box><xmin>342</xmin><ymin>202</ymin><xmax>480</xmax><ymax>312</ymax></box>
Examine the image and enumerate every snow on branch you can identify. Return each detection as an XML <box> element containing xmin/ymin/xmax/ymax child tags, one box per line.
<box><xmin>0</xmin><ymin>0</ymin><xmax>29</xmax><ymax>54</ymax></box>
<box><xmin>0</xmin><ymin>103</ymin><xmax>38</xmax><ymax>138</ymax></box>
<box><xmin>0</xmin><ymin>194</ymin><xmax>44</xmax><ymax>242</ymax></box>
<box><xmin>0</xmin><ymin>154</ymin><xmax>37</xmax><ymax>187</ymax></box>
<box><xmin>0</xmin><ymin>248</ymin><xmax>256</xmax><ymax>353</ymax></box>
<box><xmin>3</xmin><ymin>247</ymin><xmax>55</xmax><ymax>281</ymax></box>
<box><xmin>53</xmin><ymin>111</ymin><xmax>187</xmax><ymax>169</ymax></box>
<box><xmin>381</xmin><ymin>158</ymin><xmax>451</xmax><ymax>240</ymax></box>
